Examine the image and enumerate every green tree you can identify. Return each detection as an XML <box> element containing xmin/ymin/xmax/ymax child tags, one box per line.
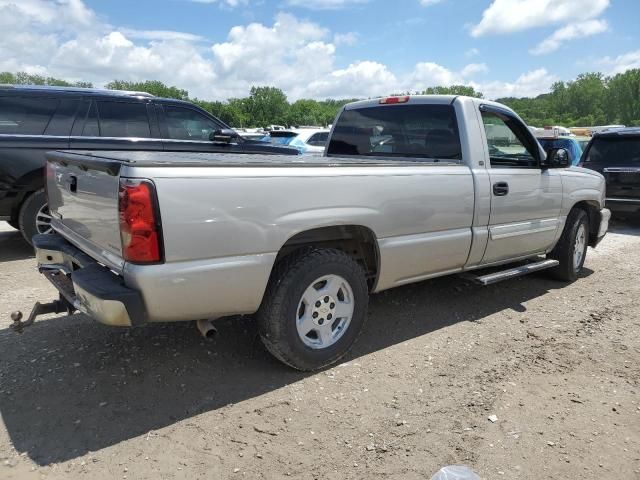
<box><xmin>422</xmin><ymin>85</ymin><xmax>483</xmax><ymax>98</ymax></box>
<box><xmin>241</xmin><ymin>86</ymin><xmax>289</xmax><ymax>127</ymax></box>
<box><xmin>0</xmin><ymin>71</ymin><xmax>92</xmax><ymax>88</ymax></box>
<box><xmin>606</xmin><ymin>69</ymin><xmax>640</xmax><ymax>125</ymax></box>
<box><xmin>105</xmin><ymin>80</ymin><xmax>189</xmax><ymax>100</ymax></box>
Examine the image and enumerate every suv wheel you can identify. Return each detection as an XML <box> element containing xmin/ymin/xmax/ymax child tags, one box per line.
<box><xmin>257</xmin><ymin>248</ymin><xmax>368</xmax><ymax>371</ymax></box>
<box><xmin>548</xmin><ymin>208</ymin><xmax>589</xmax><ymax>282</ymax></box>
<box><xmin>18</xmin><ymin>189</ymin><xmax>52</xmax><ymax>245</ymax></box>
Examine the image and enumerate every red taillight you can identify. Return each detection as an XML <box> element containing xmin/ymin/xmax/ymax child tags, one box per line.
<box><xmin>118</xmin><ymin>179</ymin><xmax>162</xmax><ymax>263</ymax></box>
<box><xmin>379</xmin><ymin>95</ymin><xmax>410</xmax><ymax>104</ymax></box>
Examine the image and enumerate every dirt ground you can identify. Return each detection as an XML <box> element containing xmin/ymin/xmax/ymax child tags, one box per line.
<box><xmin>0</xmin><ymin>220</ymin><xmax>638</xmax><ymax>480</ymax></box>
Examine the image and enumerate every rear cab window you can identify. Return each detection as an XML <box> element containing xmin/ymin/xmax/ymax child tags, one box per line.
<box><xmin>327</xmin><ymin>103</ymin><xmax>462</xmax><ymax>162</ymax></box>
<box><xmin>583</xmin><ymin>135</ymin><xmax>640</xmax><ymax>165</ymax></box>
<box><xmin>0</xmin><ymin>96</ymin><xmax>59</xmax><ymax>135</ymax></box>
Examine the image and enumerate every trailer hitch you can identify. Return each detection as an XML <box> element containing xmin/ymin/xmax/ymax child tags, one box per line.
<box><xmin>10</xmin><ymin>295</ymin><xmax>75</xmax><ymax>333</ymax></box>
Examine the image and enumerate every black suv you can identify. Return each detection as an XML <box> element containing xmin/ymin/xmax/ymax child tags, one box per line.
<box><xmin>0</xmin><ymin>85</ymin><xmax>297</xmax><ymax>243</ymax></box>
<box><xmin>581</xmin><ymin>128</ymin><xmax>640</xmax><ymax>218</ymax></box>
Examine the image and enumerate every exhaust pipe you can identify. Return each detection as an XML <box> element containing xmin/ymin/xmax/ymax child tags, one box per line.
<box><xmin>196</xmin><ymin>319</ymin><xmax>218</xmax><ymax>339</ymax></box>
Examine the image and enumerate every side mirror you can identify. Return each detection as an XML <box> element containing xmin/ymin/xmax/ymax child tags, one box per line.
<box><xmin>543</xmin><ymin>148</ymin><xmax>570</xmax><ymax>168</ymax></box>
<box><xmin>210</xmin><ymin>128</ymin><xmax>239</xmax><ymax>143</ymax></box>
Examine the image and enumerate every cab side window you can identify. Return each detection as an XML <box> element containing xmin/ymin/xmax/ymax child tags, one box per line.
<box><xmin>164</xmin><ymin>106</ymin><xmax>221</xmax><ymax>141</ymax></box>
<box><xmin>482</xmin><ymin>111</ymin><xmax>538</xmax><ymax>169</ymax></box>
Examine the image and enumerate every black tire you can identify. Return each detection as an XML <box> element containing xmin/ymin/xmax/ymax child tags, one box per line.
<box><xmin>257</xmin><ymin>248</ymin><xmax>369</xmax><ymax>371</ymax></box>
<box><xmin>18</xmin><ymin>189</ymin><xmax>50</xmax><ymax>245</ymax></box>
<box><xmin>548</xmin><ymin>208</ymin><xmax>589</xmax><ymax>282</ymax></box>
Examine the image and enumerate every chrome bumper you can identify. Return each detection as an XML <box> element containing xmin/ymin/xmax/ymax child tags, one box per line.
<box><xmin>598</xmin><ymin>208</ymin><xmax>611</xmax><ymax>239</ymax></box>
<box><xmin>33</xmin><ymin>234</ymin><xmax>147</xmax><ymax>327</ymax></box>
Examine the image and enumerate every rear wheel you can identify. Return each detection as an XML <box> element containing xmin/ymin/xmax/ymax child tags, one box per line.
<box><xmin>18</xmin><ymin>189</ymin><xmax>52</xmax><ymax>245</ymax></box>
<box><xmin>257</xmin><ymin>248</ymin><xmax>368</xmax><ymax>371</ymax></box>
<box><xmin>548</xmin><ymin>208</ymin><xmax>589</xmax><ymax>282</ymax></box>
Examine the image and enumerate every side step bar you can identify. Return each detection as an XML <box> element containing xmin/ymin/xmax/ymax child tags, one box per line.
<box><xmin>462</xmin><ymin>259</ymin><xmax>559</xmax><ymax>286</ymax></box>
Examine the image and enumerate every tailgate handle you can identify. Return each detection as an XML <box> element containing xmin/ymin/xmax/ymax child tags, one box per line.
<box><xmin>64</xmin><ymin>174</ymin><xmax>77</xmax><ymax>193</ymax></box>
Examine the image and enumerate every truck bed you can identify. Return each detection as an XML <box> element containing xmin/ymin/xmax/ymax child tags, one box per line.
<box><xmin>47</xmin><ymin>150</ymin><xmax>448</xmax><ymax>169</ymax></box>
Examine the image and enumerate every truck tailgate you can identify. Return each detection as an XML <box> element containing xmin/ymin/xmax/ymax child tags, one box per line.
<box><xmin>46</xmin><ymin>151</ymin><xmax>123</xmax><ymax>269</ymax></box>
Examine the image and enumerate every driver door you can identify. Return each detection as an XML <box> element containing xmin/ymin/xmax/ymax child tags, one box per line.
<box><xmin>480</xmin><ymin>106</ymin><xmax>563</xmax><ymax>264</ymax></box>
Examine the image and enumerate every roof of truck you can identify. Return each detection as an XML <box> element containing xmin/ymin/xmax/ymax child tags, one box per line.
<box><xmin>345</xmin><ymin>95</ymin><xmax>458</xmax><ymax>110</ymax></box>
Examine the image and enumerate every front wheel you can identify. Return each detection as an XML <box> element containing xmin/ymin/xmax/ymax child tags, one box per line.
<box><xmin>257</xmin><ymin>248</ymin><xmax>369</xmax><ymax>371</ymax></box>
<box><xmin>18</xmin><ymin>189</ymin><xmax>52</xmax><ymax>245</ymax></box>
<box><xmin>548</xmin><ymin>208</ymin><xmax>589</xmax><ymax>282</ymax></box>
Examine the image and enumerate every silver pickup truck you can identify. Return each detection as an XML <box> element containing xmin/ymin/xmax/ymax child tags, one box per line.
<box><xmin>17</xmin><ymin>95</ymin><xmax>610</xmax><ymax>371</ymax></box>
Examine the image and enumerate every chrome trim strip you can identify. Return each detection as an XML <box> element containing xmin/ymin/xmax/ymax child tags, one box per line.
<box><xmin>489</xmin><ymin>218</ymin><xmax>559</xmax><ymax>240</ymax></box>
<box><xmin>606</xmin><ymin>197</ymin><xmax>640</xmax><ymax>203</ymax></box>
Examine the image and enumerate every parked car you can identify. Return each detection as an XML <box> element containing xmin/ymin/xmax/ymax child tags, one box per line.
<box><xmin>0</xmin><ymin>85</ymin><xmax>299</xmax><ymax>243</ymax></box>
<box><xmin>20</xmin><ymin>95</ymin><xmax>610</xmax><ymax>371</ymax></box>
<box><xmin>262</xmin><ymin>128</ymin><xmax>330</xmax><ymax>154</ymax></box>
<box><xmin>580</xmin><ymin>127</ymin><xmax>640</xmax><ymax>218</ymax></box>
<box><xmin>537</xmin><ymin>136</ymin><xmax>583</xmax><ymax>166</ymax></box>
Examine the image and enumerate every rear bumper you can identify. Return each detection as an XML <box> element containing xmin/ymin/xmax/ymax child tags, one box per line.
<box><xmin>33</xmin><ymin>234</ymin><xmax>147</xmax><ymax>327</ymax></box>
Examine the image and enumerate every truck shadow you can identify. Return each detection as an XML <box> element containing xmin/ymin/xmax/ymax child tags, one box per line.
<box><xmin>0</xmin><ymin>270</ymin><xmax>591</xmax><ymax>465</ymax></box>
<box><xmin>0</xmin><ymin>227</ymin><xmax>33</xmax><ymax>262</ymax></box>
<box><xmin>609</xmin><ymin>217</ymin><xmax>640</xmax><ymax>236</ymax></box>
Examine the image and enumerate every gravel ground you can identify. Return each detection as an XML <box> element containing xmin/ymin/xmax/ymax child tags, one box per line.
<box><xmin>0</xmin><ymin>220</ymin><xmax>639</xmax><ymax>480</ymax></box>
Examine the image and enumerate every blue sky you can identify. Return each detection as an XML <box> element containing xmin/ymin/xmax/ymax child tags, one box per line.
<box><xmin>1</xmin><ymin>0</ymin><xmax>639</xmax><ymax>100</ymax></box>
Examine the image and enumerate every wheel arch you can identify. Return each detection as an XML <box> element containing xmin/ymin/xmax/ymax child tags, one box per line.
<box><xmin>273</xmin><ymin>225</ymin><xmax>381</xmax><ymax>291</ymax></box>
<box><xmin>9</xmin><ymin>167</ymin><xmax>45</xmax><ymax>221</ymax></box>
<box><xmin>569</xmin><ymin>200</ymin><xmax>601</xmax><ymax>247</ymax></box>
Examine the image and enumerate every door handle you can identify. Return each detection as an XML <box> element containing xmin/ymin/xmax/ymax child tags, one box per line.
<box><xmin>64</xmin><ymin>174</ymin><xmax>77</xmax><ymax>193</ymax></box>
<box><xmin>493</xmin><ymin>182</ymin><xmax>509</xmax><ymax>196</ymax></box>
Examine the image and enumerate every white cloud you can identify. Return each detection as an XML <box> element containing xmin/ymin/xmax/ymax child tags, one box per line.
<box><xmin>284</xmin><ymin>0</ymin><xmax>369</xmax><ymax>9</ymax></box>
<box><xmin>461</xmin><ymin>63</ymin><xmax>488</xmax><ymax>77</ymax></box>
<box><xmin>121</xmin><ymin>29</ymin><xmax>206</xmax><ymax>42</ymax></box>
<box><xmin>530</xmin><ymin>19</ymin><xmax>608</xmax><ymax>55</ymax></box>
<box><xmin>471</xmin><ymin>0</ymin><xmax>610</xmax><ymax>37</ymax></box>
<box><xmin>420</xmin><ymin>0</ymin><xmax>443</xmax><ymax>5</ymax></box>
<box><xmin>333</xmin><ymin>32</ymin><xmax>359</xmax><ymax>46</ymax></box>
<box><xmin>465</xmin><ymin>48</ymin><xmax>480</xmax><ymax>58</ymax></box>
<box><xmin>306</xmin><ymin>61</ymin><xmax>398</xmax><ymax>98</ymax></box>
<box><xmin>475</xmin><ymin>68</ymin><xmax>557</xmax><ymax>99</ymax></box>
<box><xmin>599</xmin><ymin>50</ymin><xmax>640</xmax><ymax>75</ymax></box>
<box><xmin>187</xmin><ymin>0</ymin><xmax>248</xmax><ymax>7</ymax></box>
<box><xmin>0</xmin><ymin>0</ymin><xmax>560</xmax><ymax>101</ymax></box>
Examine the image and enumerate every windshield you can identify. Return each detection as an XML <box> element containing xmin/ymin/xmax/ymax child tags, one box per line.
<box><xmin>327</xmin><ymin>104</ymin><xmax>461</xmax><ymax>161</ymax></box>
<box><xmin>584</xmin><ymin>136</ymin><xmax>640</xmax><ymax>164</ymax></box>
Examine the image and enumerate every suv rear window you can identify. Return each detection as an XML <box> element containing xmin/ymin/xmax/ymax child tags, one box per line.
<box><xmin>584</xmin><ymin>136</ymin><xmax>640</xmax><ymax>165</ymax></box>
<box><xmin>327</xmin><ymin>104</ymin><xmax>461</xmax><ymax>161</ymax></box>
<box><xmin>0</xmin><ymin>96</ymin><xmax>59</xmax><ymax>135</ymax></box>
